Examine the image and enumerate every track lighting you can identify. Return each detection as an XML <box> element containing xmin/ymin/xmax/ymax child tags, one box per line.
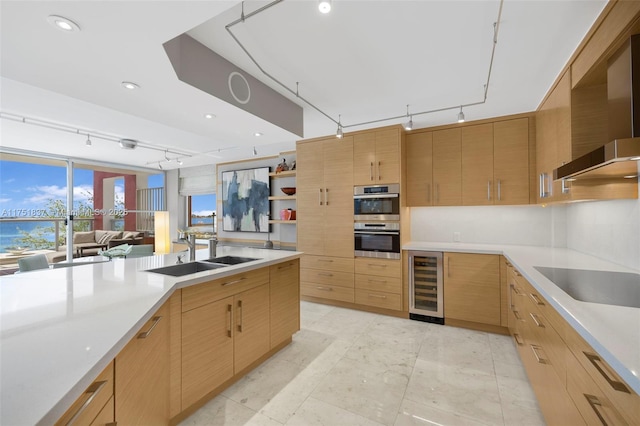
<box><xmin>177</xmin><ymin>159</ymin><xmax>183</xmax><ymax>165</ymax></box>
<box><xmin>158</xmin><ymin>163</ymin><xmax>163</xmax><ymax>170</ymax></box>
<box><xmin>403</xmin><ymin>105</ymin><xmax>413</xmax><ymax>131</ymax></box>
<box><xmin>457</xmin><ymin>106</ymin><xmax>465</xmax><ymax>123</ymax></box>
<box><xmin>164</xmin><ymin>150</ymin><xmax>171</xmax><ymax>162</ymax></box>
<box><xmin>318</xmin><ymin>0</ymin><xmax>331</xmax><ymax>14</ymax></box>
<box><xmin>85</xmin><ymin>134</ymin><xmax>92</xmax><ymax>147</ymax></box>
<box><xmin>336</xmin><ymin>114</ymin><xmax>343</xmax><ymax>139</ymax></box>
<box><xmin>253</xmin><ymin>146</ymin><xmax>258</xmax><ymax>156</ymax></box>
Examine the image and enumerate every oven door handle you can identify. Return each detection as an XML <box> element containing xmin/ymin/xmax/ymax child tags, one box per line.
<box><xmin>354</xmin><ymin>231</ymin><xmax>400</xmax><ymax>235</ymax></box>
<box><xmin>353</xmin><ymin>193</ymin><xmax>399</xmax><ymax>199</ymax></box>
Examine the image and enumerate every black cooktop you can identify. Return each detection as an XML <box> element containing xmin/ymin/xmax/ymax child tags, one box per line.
<box><xmin>533</xmin><ymin>266</ymin><xmax>640</xmax><ymax>309</ymax></box>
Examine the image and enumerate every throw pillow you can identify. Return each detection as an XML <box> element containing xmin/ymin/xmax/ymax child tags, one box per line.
<box><xmin>73</xmin><ymin>231</ymin><xmax>95</xmax><ymax>244</ymax></box>
<box><xmin>98</xmin><ymin>233</ymin><xmax>113</xmax><ymax>245</ymax></box>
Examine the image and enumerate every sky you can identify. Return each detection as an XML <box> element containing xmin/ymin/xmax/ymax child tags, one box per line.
<box><xmin>0</xmin><ymin>160</ymin><xmax>166</xmax><ymax>216</ymax></box>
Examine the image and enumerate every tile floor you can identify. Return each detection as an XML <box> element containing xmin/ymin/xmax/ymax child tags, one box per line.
<box><xmin>180</xmin><ymin>301</ymin><xmax>545</xmax><ymax>426</ymax></box>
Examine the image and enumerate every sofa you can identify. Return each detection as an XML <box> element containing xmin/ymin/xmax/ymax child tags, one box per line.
<box><xmin>59</xmin><ymin>230</ymin><xmax>144</xmax><ymax>257</ymax></box>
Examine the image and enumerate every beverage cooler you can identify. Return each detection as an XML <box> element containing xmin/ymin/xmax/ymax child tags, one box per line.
<box><xmin>408</xmin><ymin>251</ymin><xmax>444</xmax><ymax>324</ymax></box>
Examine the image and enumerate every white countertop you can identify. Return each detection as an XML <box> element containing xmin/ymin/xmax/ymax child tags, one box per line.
<box><xmin>0</xmin><ymin>246</ymin><xmax>301</xmax><ymax>426</ymax></box>
<box><xmin>404</xmin><ymin>242</ymin><xmax>640</xmax><ymax>395</ymax></box>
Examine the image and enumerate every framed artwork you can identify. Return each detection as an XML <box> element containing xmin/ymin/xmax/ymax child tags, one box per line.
<box><xmin>221</xmin><ymin>167</ymin><xmax>270</xmax><ymax>232</ymax></box>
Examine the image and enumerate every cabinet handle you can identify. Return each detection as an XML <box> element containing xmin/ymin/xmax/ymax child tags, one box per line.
<box><xmin>137</xmin><ymin>316</ymin><xmax>161</xmax><ymax>339</ymax></box>
<box><xmin>435</xmin><ymin>183</ymin><xmax>440</xmax><ymax>203</ymax></box>
<box><xmin>584</xmin><ymin>394</ymin><xmax>610</xmax><ymax>425</ymax></box>
<box><xmin>487</xmin><ymin>180</ymin><xmax>491</xmax><ymax>201</ymax></box>
<box><xmin>427</xmin><ymin>184</ymin><xmax>431</xmax><ymax>203</ymax></box>
<box><xmin>561</xmin><ymin>178</ymin><xmax>570</xmax><ymax>194</ymax></box>
<box><xmin>318</xmin><ymin>272</ymin><xmax>334</xmax><ymax>277</ymax></box>
<box><xmin>325</xmin><ymin>188</ymin><xmax>329</xmax><ymax>205</ymax></box>
<box><xmin>377</xmin><ymin>161</ymin><xmax>381</xmax><ymax>181</ymax></box>
<box><xmin>539</xmin><ymin>173</ymin><xmax>545</xmax><ymax>198</ymax></box>
<box><xmin>530</xmin><ymin>345</ymin><xmax>548</xmax><ymax>364</ymax></box>
<box><xmin>513</xmin><ymin>333</ymin><xmax>524</xmax><ymax>346</ymax></box>
<box><xmin>367</xmin><ymin>278</ymin><xmax>388</xmax><ymax>283</ymax></box>
<box><xmin>319</xmin><ymin>188</ymin><xmax>323</xmax><ymax>206</ymax></box>
<box><xmin>318</xmin><ymin>259</ymin><xmax>333</xmax><ymax>262</ymax></box>
<box><xmin>584</xmin><ymin>352</ymin><xmax>630</xmax><ymax>393</ymax></box>
<box><xmin>370</xmin><ymin>162</ymin><xmax>374</xmax><ymax>181</ymax></box>
<box><xmin>513</xmin><ymin>269</ymin><xmax>522</xmax><ymax>277</ymax></box>
<box><xmin>368</xmin><ymin>263</ymin><xmax>387</xmax><ymax>268</ymax></box>
<box><xmin>227</xmin><ymin>304</ymin><xmax>232</xmax><ymax>338</ymax></box>
<box><xmin>368</xmin><ymin>293</ymin><xmax>387</xmax><ymax>299</ymax></box>
<box><xmin>316</xmin><ymin>286</ymin><xmax>332</xmax><ymax>291</ymax></box>
<box><xmin>529</xmin><ymin>293</ymin><xmax>545</xmax><ymax>306</ymax></box>
<box><xmin>511</xmin><ymin>283</ymin><xmax>522</xmax><ymax>296</ymax></box>
<box><xmin>513</xmin><ymin>309</ymin><xmax>523</xmax><ymax>321</ymax></box>
<box><xmin>65</xmin><ymin>380</ymin><xmax>108</xmax><ymax>426</ymax></box>
<box><xmin>222</xmin><ymin>277</ymin><xmax>247</xmax><ymax>287</ymax></box>
<box><xmin>237</xmin><ymin>300</ymin><xmax>243</xmax><ymax>332</ymax></box>
<box><xmin>529</xmin><ymin>312</ymin><xmax>544</xmax><ymax>328</ymax></box>
<box><xmin>447</xmin><ymin>256</ymin><xmax>450</xmax><ymax>277</ymax></box>
<box><xmin>497</xmin><ymin>179</ymin><xmax>501</xmax><ymax>201</ymax></box>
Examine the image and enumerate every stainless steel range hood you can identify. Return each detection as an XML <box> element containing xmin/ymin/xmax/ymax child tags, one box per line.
<box><xmin>554</xmin><ymin>35</ymin><xmax>640</xmax><ymax>181</ymax></box>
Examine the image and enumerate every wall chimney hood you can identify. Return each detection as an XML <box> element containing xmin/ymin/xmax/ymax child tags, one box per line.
<box><xmin>555</xmin><ymin>34</ymin><xmax>640</xmax><ymax>181</ymax></box>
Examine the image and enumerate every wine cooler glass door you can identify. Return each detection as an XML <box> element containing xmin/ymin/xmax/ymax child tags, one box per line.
<box><xmin>409</xmin><ymin>251</ymin><xmax>443</xmax><ymax>318</ymax></box>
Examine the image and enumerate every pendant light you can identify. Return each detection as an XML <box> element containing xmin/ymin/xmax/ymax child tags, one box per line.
<box><xmin>336</xmin><ymin>114</ymin><xmax>343</xmax><ymax>139</ymax></box>
<box><xmin>403</xmin><ymin>105</ymin><xmax>413</xmax><ymax>131</ymax></box>
<box><xmin>457</xmin><ymin>106</ymin><xmax>465</xmax><ymax>123</ymax></box>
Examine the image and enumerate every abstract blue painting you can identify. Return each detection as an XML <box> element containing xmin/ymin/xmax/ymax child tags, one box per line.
<box><xmin>221</xmin><ymin>167</ymin><xmax>270</xmax><ymax>232</ymax></box>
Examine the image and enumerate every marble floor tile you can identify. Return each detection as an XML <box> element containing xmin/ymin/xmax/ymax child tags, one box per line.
<box><xmin>285</xmin><ymin>397</ymin><xmax>384</xmax><ymax>426</ymax></box>
<box><xmin>395</xmin><ymin>398</ymin><xmax>491</xmax><ymax>426</ymax></box>
<box><xmin>180</xmin><ymin>302</ymin><xmax>544</xmax><ymax>426</ymax></box>
<box><xmin>405</xmin><ymin>358</ymin><xmax>504</xmax><ymax>425</ymax></box>
<box><xmin>311</xmin><ymin>357</ymin><xmax>409</xmax><ymax>426</ymax></box>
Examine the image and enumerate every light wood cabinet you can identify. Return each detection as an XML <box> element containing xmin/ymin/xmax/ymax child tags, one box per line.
<box><xmin>180</xmin><ymin>268</ymin><xmax>271</xmax><ymax>409</ymax></box>
<box><xmin>432</xmin><ymin>128</ymin><xmax>462</xmax><ymax>206</ymax></box>
<box><xmin>443</xmin><ymin>253</ymin><xmax>500</xmax><ymax>326</ymax></box>
<box><xmin>297</xmin><ymin>136</ymin><xmax>353</xmax><ymax>258</ymax></box>
<box><xmin>493</xmin><ymin>118</ymin><xmax>530</xmax><ymax>205</ymax></box>
<box><xmin>55</xmin><ymin>362</ymin><xmax>114</xmax><ymax>426</ymax></box>
<box><xmin>406</xmin><ymin>131</ymin><xmax>433</xmax><ymax>206</ymax></box>
<box><xmin>300</xmin><ymin>255</ymin><xmax>355</xmax><ymax>303</ymax></box>
<box><xmin>508</xmin><ymin>267</ymin><xmax>639</xmax><ymax>425</ymax></box>
<box><xmin>115</xmin><ymin>300</ymin><xmax>170</xmax><ymax>425</ymax></box>
<box><xmin>181</xmin><ymin>296</ymin><xmax>234</xmax><ymax>409</ymax></box>
<box><xmin>353</xmin><ymin>128</ymin><xmax>401</xmax><ymax>185</ymax></box>
<box><xmin>354</xmin><ymin>258</ymin><xmax>402</xmax><ymax>311</ymax></box>
<box><xmin>462</xmin><ymin>123</ymin><xmax>494</xmax><ymax>206</ymax></box>
<box><xmin>270</xmin><ymin>259</ymin><xmax>300</xmax><ymax>348</ymax></box>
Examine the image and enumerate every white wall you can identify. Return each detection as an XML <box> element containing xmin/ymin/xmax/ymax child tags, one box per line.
<box><xmin>410</xmin><ymin>205</ymin><xmax>566</xmax><ymax>247</ymax></box>
<box><xmin>565</xmin><ymin>198</ymin><xmax>640</xmax><ymax>270</ymax></box>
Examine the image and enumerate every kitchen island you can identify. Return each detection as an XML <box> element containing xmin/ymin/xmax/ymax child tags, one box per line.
<box><xmin>0</xmin><ymin>246</ymin><xmax>302</xmax><ymax>425</ymax></box>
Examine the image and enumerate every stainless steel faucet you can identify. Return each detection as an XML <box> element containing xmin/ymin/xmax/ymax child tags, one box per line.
<box><xmin>180</xmin><ymin>234</ymin><xmax>197</xmax><ymax>262</ymax></box>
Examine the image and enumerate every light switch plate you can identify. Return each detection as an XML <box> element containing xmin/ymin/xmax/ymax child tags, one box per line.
<box><xmin>453</xmin><ymin>232</ymin><xmax>461</xmax><ymax>242</ymax></box>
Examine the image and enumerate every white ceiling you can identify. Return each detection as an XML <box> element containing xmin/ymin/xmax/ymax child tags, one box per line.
<box><xmin>0</xmin><ymin>0</ymin><xmax>606</xmax><ymax>172</ymax></box>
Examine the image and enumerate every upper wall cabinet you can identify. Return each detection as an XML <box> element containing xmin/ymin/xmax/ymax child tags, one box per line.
<box><xmin>354</xmin><ymin>128</ymin><xmax>401</xmax><ymax>185</ymax></box>
<box><xmin>407</xmin><ymin>117</ymin><xmax>532</xmax><ymax>207</ymax></box>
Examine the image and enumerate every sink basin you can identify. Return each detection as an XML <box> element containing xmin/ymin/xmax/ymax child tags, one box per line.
<box><xmin>534</xmin><ymin>266</ymin><xmax>640</xmax><ymax>309</ymax></box>
<box><xmin>146</xmin><ymin>262</ymin><xmax>228</xmax><ymax>277</ymax></box>
<box><xmin>203</xmin><ymin>256</ymin><xmax>260</xmax><ymax>265</ymax></box>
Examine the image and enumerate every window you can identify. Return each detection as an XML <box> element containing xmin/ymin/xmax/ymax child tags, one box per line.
<box><xmin>188</xmin><ymin>193</ymin><xmax>216</xmax><ymax>232</ymax></box>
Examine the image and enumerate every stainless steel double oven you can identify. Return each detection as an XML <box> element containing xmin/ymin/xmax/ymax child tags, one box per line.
<box><xmin>353</xmin><ymin>184</ymin><xmax>400</xmax><ymax>260</ymax></box>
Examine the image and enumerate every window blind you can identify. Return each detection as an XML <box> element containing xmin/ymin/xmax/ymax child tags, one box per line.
<box><xmin>179</xmin><ymin>165</ymin><xmax>216</xmax><ymax>196</ymax></box>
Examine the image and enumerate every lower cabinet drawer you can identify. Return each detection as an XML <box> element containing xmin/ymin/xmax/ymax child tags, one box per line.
<box><xmin>563</xmin><ymin>323</ymin><xmax>640</xmax><ymax>425</ymax></box>
<box><xmin>355</xmin><ymin>273</ymin><xmax>401</xmax><ymax>294</ymax></box>
<box><xmin>566</xmin><ymin>354</ymin><xmax>627</xmax><ymax>426</ymax></box>
<box><xmin>301</xmin><ymin>268</ymin><xmax>354</xmax><ymax>288</ymax></box>
<box><xmin>301</xmin><ymin>255</ymin><xmax>354</xmax><ymax>273</ymax></box>
<box><xmin>91</xmin><ymin>395</ymin><xmax>114</xmax><ymax>426</ymax></box>
<box><xmin>355</xmin><ymin>289</ymin><xmax>402</xmax><ymax>311</ymax></box>
<box><xmin>55</xmin><ymin>361</ymin><xmax>114</xmax><ymax>426</ymax></box>
<box><xmin>301</xmin><ymin>282</ymin><xmax>354</xmax><ymax>302</ymax></box>
<box><xmin>354</xmin><ymin>258</ymin><xmax>401</xmax><ymax>278</ymax></box>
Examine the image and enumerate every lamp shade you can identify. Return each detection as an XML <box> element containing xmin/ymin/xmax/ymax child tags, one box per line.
<box><xmin>154</xmin><ymin>211</ymin><xmax>171</xmax><ymax>254</ymax></box>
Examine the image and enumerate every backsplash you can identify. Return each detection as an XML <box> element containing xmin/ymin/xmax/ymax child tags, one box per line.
<box><xmin>565</xmin><ymin>198</ymin><xmax>640</xmax><ymax>271</ymax></box>
<box><xmin>410</xmin><ymin>205</ymin><xmax>566</xmax><ymax>247</ymax></box>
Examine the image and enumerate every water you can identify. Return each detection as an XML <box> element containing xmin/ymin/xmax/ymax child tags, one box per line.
<box><xmin>0</xmin><ymin>221</ymin><xmax>56</xmax><ymax>252</ymax></box>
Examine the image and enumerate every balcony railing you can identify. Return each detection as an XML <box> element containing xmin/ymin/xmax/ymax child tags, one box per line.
<box><xmin>0</xmin><ymin>217</ymin><xmax>96</xmax><ymax>252</ymax></box>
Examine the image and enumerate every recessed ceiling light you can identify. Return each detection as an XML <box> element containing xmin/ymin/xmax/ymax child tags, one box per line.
<box><xmin>47</xmin><ymin>15</ymin><xmax>81</xmax><ymax>32</ymax></box>
<box><xmin>318</xmin><ymin>0</ymin><xmax>332</xmax><ymax>14</ymax></box>
<box><xmin>204</xmin><ymin>113</ymin><xmax>216</xmax><ymax>119</ymax></box>
<box><xmin>121</xmin><ymin>81</ymin><xmax>139</xmax><ymax>90</ymax></box>
<box><xmin>254</xmin><ymin>132</ymin><xmax>263</xmax><ymax>137</ymax></box>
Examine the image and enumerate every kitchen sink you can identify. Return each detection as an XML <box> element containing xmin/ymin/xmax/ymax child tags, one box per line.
<box><xmin>203</xmin><ymin>256</ymin><xmax>260</xmax><ymax>265</ymax></box>
<box><xmin>534</xmin><ymin>266</ymin><xmax>640</xmax><ymax>309</ymax></box>
<box><xmin>146</xmin><ymin>261</ymin><xmax>228</xmax><ymax>277</ymax></box>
